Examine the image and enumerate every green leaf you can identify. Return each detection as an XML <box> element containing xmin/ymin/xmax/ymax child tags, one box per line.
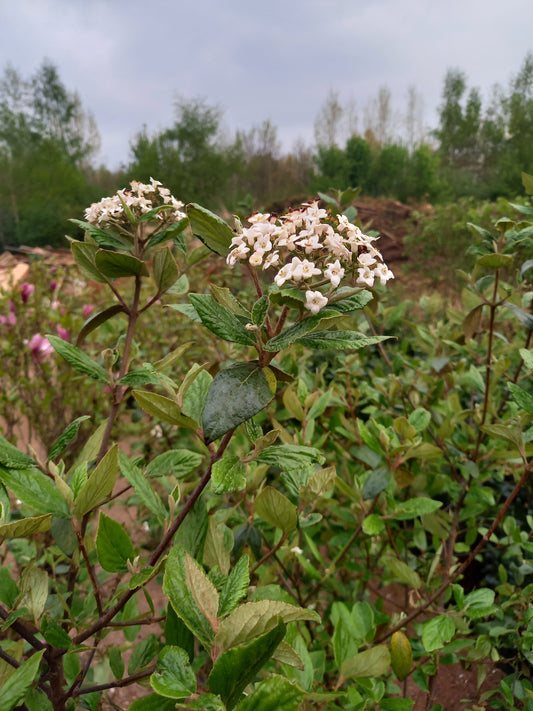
<box><xmin>133</xmin><ymin>391</ymin><xmax>198</xmax><ymax>430</ymax></box>
<box><xmin>408</xmin><ymin>408</ymin><xmax>431</xmax><ymax>432</ymax></box>
<box><xmin>386</xmin><ymin>558</ymin><xmax>422</xmax><ymax>589</ymax></box>
<box><xmin>163</xmin><ymin>547</ymin><xmax>216</xmax><ymax>649</ymax></box>
<box><xmin>340</xmin><ymin>645</ymin><xmax>391</xmax><ymax>679</ymax></box>
<box><xmin>328</xmin><ymin>289</ymin><xmax>373</xmax><ymax>312</ymax></box>
<box><xmin>23</xmin><ymin>688</ymin><xmax>53</xmax><ymax>711</ymax></box>
<box><xmin>255</xmin><ymin>486</ymin><xmax>297</xmax><ymax>533</ymax></box>
<box><xmin>0</xmin><ymin>437</ymin><xmax>36</xmax><ymax>469</ymax></box>
<box><xmin>189</xmin><ymin>293</ymin><xmax>255</xmax><ymax>345</ymax></box>
<box><xmin>119</xmin><ymin>451</ymin><xmax>167</xmax><ymax>520</ymax></box>
<box><xmin>70</xmin><ymin>219</ymin><xmax>133</xmax><ymax>250</ymax></box>
<box><xmin>150</xmin><ymin>645</ymin><xmax>196</xmax><ymax>699</ymax></box>
<box><xmin>520</xmin><ymin>348</ymin><xmax>533</xmax><ymax>370</ymax></box>
<box><xmin>16</xmin><ymin>568</ymin><xmax>48</xmax><ymax>625</ymax></box>
<box><xmin>47</xmin><ymin>416</ymin><xmax>91</xmax><ymax>462</ymax></box>
<box><xmin>234</xmin><ymin>675</ymin><xmax>305</xmax><ymax>711</ymax></box>
<box><xmin>508</xmin><ymin>382</ymin><xmax>533</xmax><ymax>414</ymax></box>
<box><xmin>210</xmin><ymin>284</ymin><xmax>250</xmax><ymax>317</ymax></box>
<box><xmin>183</xmin><ymin>370</ymin><xmax>213</xmax><ymax>424</ymax></box>
<box><xmin>0</xmin><ymin>650</ymin><xmax>44</xmax><ymax>711</ymax></box>
<box><xmin>0</xmin><ymin>567</ymin><xmax>18</xmax><ymax>607</ymax></box>
<box><xmin>504</xmin><ymin>301</ymin><xmax>533</xmax><ymax>330</ymax></box>
<box><xmin>128</xmin><ymin>634</ymin><xmax>159</xmax><ymax>674</ymax></box>
<box><xmin>264</xmin><ymin>311</ymin><xmax>334</xmax><ymax>351</ymax></box>
<box><xmin>393</xmin><ymin>497</ymin><xmax>442</xmax><ymax>520</ymax></box>
<box><xmin>128</xmin><ymin>694</ymin><xmax>178</xmax><ymax>711</ymax></box>
<box><xmin>187</xmin><ymin>203</ymin><xmax>233</xmax><ymax>256</ymax></box>
<box><xmin>218</xmin><ymin>555</ymin><xmax>250</xmax><ymax>618</ymax></box>
<box><xmin>70</xmin><ymin>240</ymin><xmax>108</xmax><ymax>283</ymax></box>
<box><xmin>0</xmin><ymin>514</ymin><xmax>52</xmax><ymax>545</ymax></box>
<box><xmin>153</xmin><ymin>247</ymin><xmax>180</xmax><ymax>293</ymax></box>
<box><xmin>94</xmin><ymin>249</ymin><xmax>149</xmax><ymax>279</ymax></box>
<box><xmin>296</xmin><ymin>330</ymin><xmax>390</xmax><ymax>350</ymax></box>
<box><xmin>362</xmin><ymin>513</ymin><xmax>385</xmax><ymax>536</ymax></box>
<box><xmin>464</xmin><ymin>588</ymin><xmax>496</xmax><ymax>619</ymax></box>
<box><xmin>76</xmin><ymin>304</ymin><xmax>127</xmax><ymax>345</ymax></box>
<box><xmin>216</xmin><ymin>600</ymin><xmax>319</xmax><ymax>652</ymax></box>
<box><xmin>96</xmin><ymin>512</ymin><xmax>135</xmax><ymax>572</ymax></box>
<box><xmin>476</xmin><ymin>253</ymin><xmax>514</xmax><ymax>269</ymax></box>
<box><xmin>203</xmin><ymin>517</ymin><xmax>231</xmax><ymax>575</ymax></box>
<box><xmin>211</xmin><ymin>456</ymin><xmax>246</xmax><ymax>494</ymax></box>
<box><xmin>202</xmin><ymin>363</ymin><xmax>276</xmax><ymax>443</ymax></box>
<box><xmin>404</xmin><ymin>442</ymin><xmax>443</xmax><ymax>460</ymax></box>
<box><xmin>422</xmin><ymin>615</ymin><xmax>455</xmax><ymax>652</ymax></box>
<box><xmin>47</xmin><ymin>335</ymin><xmax>109</xmax><ymax>383</ymax></box>
<box><xmin>109</xmin><ymin>646</ymin><xmax>124</xmax><ymax>680</ymax></box>
<box><xmin>362</xmin><ymin>467</ymin><xmax>392</xmax><ymax>499</ymax></box>
<box><xmin>209</xmin><ymin>619</ymin><xmax>286</xmax><ymax>710</ymax></box>
<box><xmin>0</xmin><ymin>467</ymin><xmax>69</xmax><ymax>518</ymax></box>
<box><xmin>306</xmin><ymin>390</ymin><xmax>332</xmax><ymax>420</ymax></box>
<box><xmin>252</xmin><ymin>296</ymin><xmax>269</xmax><ymax>326</ymax></box>
<box><xmin>145</xmin><ymin>449</ymin><xmax>203</xmax><ymax>479</ymax></box>
<box><xmin>480</xmin><ymin>423</ymin><xmax>523</xmax><ymax>450</ymax></box>
<box><xmin>41</xmin><ymin>615</ymin><xmax>72</xmax><ymax>649</ymax></box>
<box><xmin>73</xmin><ymin>444</ymin><xmax>119</xmax><ymax>517</ymax></box>
<box><xmin>184</xmin><ymin>551</ymin><xmax>220</xmax><ymax>633</ymax></box>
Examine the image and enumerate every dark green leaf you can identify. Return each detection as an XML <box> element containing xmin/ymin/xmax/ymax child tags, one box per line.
<box><xmin>128</xmin><ymin>694</ymin><xmax>178</xmax><ymax>711</ymax></box>
<box><xmin>47</xmin><ymin>335</ymin><xmax>110</xmax><ymax>383</ymax></box>
<box><xmin>187</xmin><ymin>203</ymin><xmax>233</xmax><ymax>256</ymax></box>
<box><xmin>48</xmin><ymin>416</ymin><xmax>91</xmax><ymax>462</ymax></box>
<box><xmin>209</xmin><ymin>619</ymin><xmax>286</xmax><ymax>710</ymax></box>
<box><xmin>41</xmin><ymin>615</ymin><xmax>72</xmax><ymax>649</ymax></box>
<box><xmin>508</xmin><ymin>382</ymin><xmax>533</xmax><ymax>414</ymax></box>
<box><xmin>70</xmin><ymin>219</ymin><xmax>133</xmax><ymax>250</ymax></box>
<box><xmin>109</xmin><ymin>647</ymin><xmax>124</xmax><ymax>680</ymax></box>
<box><xmin>128</xmin><ymin>634</ymin><xmax>160</xmax><ymax>674</ymax></box>
<box><xmin>210</xmin><ymin>284</ymin><xmax>249</xmax><ymax>317</ymax></box>
<box><xmin>70</xmin><ymin>240</ymin><xmax>110</xmax><ymax>283</ymax></box>
<box><xmin>94</xmin><ymin>249</ymin><xmax>149</xmax><ymax>279</ymax></box>
<box><xmin>76</xmin><ymin>304</ymin><xmax>127</xmax><ymax>345</ymax></box>
<box><xmin>234</xmin><ymin>675</ymin><xmax>305</xmax><ymax>711</ymax></box>
<box><xmin>0</xmin><ymin>437</ymin><xmax>36</xmax><ymax>469</ymax></box>
<box><xmin>96</xmin><ymin>512</ymin><xmax>135</xmax><ymax>572</ymax></box>
<box><xmin>296</xmin><ymin>331</ymin><xmax>390</xmax><ymax>350</ymax></box>
<box><xmin>264</xmin><ymin>311</ymin><xmax>335</xmax><ymax>351</ymax></box>
<box><xmin>218</xmin><ymin>555</ymin><xmax>250</xmax><ymax>618</ymax></box>
<box><xmin>0</xmin><ymin>567</ymin><xmax>18</xmax><ymax>607</ymax></box>
<box><xmin>153</xmin><ymin>247</ymin><xmax>180</xmax><ymax>293</ymax></box>
<box><xmin>202</xmin><ymin>363</ymin><xmax>276</xmax><ymax>442</ymax></box>
<box><xmin>328</xmin><ymin>289</ymin><xmax>373</xmax><ymax>312</ymax></box>
<box><xmin>252</xmin><ymin>296</ymin><xmax>269</xmax><ymax>326</ymax></box>
<box><xmin>189</xmin><ymin>294</ymin><xmax>255</xmax><ymax>345</ymax></box>
<box><xmin>362</xmin><ymin>467</ymin><xmax>392</xmax><ymax>500</ymax></box>
<box><xmin>145</xmin><ymin>449</ymin><xmax>203</xmax><ymax>479</ymax></box>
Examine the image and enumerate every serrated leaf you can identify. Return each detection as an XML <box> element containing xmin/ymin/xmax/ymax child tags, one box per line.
<box><xmin>96</xmin><ymin>512</ymin><xmax>135</xmax><ymax>572</ymax></box>
<box><xmin>47</xmin><ymin>335</ymin><xmax>109</xmax><ymax>383</ymax></box>
<box><xmin>16</xmin><ymin>568</ymin><xmax>48</xmax><ymax>625</ymax></box>
<box><xmin>0</xmin><ymin>437</ymin><xmax>35</xmax><ymax>470</ymax></box>
<box><xmin>211</xmin><ymin>456</ymin><xmax>246</xmax><ymax>494</ymax></box>
<box><xmin>0</xmin><ymin>466</ymin><xmax>69</xmax><ymax>518</ymax></box>
<box><xmin>94</xmin><ymin>249</ymin><xmax>149</xmax><ymax>279</ymax></box>
<box><xmin>340</xmin><ymin>645</ymin><xmax>391</xmax><ymax>679</ymax></box>
<box><xmin>73</xmin><ymin>445</ymin><xmax>118</xmax><ymax>517</ymax></box>
<box><xmin>209</xmin><ymin>619</ymin><xmax>286</xmax><ymax>710</ymax></box>
<box><xmin>252</xmin><ymin>296</ymin><xmax>269</xmax><ymax>326</ymax></box>
<box><xmin>0</xmin><ymin>514</ymin><xmax>52</xmax><ymax>544</ymax></box>
<box><xmin>163</xmin><ymin>547</ymin><xmax>216</xmax><ymax>649</ymax></box>
<box><xmin>145</xmin><ymin>449</ymin><xmax>203</xmax><ymax>479</ymax></box>
<box><xmin>187</xmin><ymin>203</ymin><xmax>233</xmax><ymax>256</ymax></box>
<box><xmin>189</xmin><ymin>294</ymin><xmax>255</xmax><ymax>345</ymax></box>
<box><xmin>255</xmin><ymin>486</ymin><xmax>297</xmax><ymax>533</ymax></box>
<box><xmin>133</xmin><ymin>391</ymin><xmax>198</xmax><ymax>430</ymax></box>
<box><xmin>264</xmin><ymin>311</ymin><xmax>335</xmax><ymax>351</ymax></box>
<box><xmin>76</xmin><ymin>304</ymin><xmax>127</xmax><ymax>345</ymax></box>
<box><xmin>185</xmin><ymin>553</ymin><xmax>219</xmax><ymax>633</ymax></box>
<box><xmin>508</xmin><ymin>382</ymin><xmax>533</xmax><ymax>414</ymax></box>
<box><xmin>394</xmin><ymin>497</ymin><xmax>442</xmax><ymax>520</ymax></box>
<box><xmin>150</xmin><ymin>645</ymin><xmax>196</xmax><ymax>699</ymax></box>
<box><xmin>216</xmin><ymin>600</ymin><xmax>319</xmax><ymax>651</ymax></box>
<box><xmin>0</xmin><ymin>649</ymin><xmax>44</xmax><ymax>711</ymax></box>
<box><xmin>70</xmin><ymin>240</ymin><xmax>108</xmax><ymax>283</ymax></box>
<box><xmin>202</xmin><ymin>363</ymin><xmax>275</xmax><ymax>443</ymax></box>
<box><xmin>119</xmin><ymin>451</ymin><xmax>167</xmax><ymax>520</ymax></box>
<box><xmin>203</xmin><ymin>517</ymin><xmax>231</xmax><ymax>575</ymax></box>
<box><xmin>128</xmin><ymin>634</ymin><xmax>159</xmax><ymax>674</ymax></box>
<box><xmin>218</xmin><ymin>555</ymin><xmax>250</xmax><ymax>617</ymax></box>
<box><xmin>480</xmin><ymin>423</ymin><xmax>523</xmax><ymax>450</ymax></box>
<box><xmin>47</xmin><ymin>416</ymin><xmax>91</xmax><ymax>462</ymax></box>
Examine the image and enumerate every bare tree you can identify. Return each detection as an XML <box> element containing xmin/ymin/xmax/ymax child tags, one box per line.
<box><xmin>314</xmin><ymin>89</ymin><xmax>344</xmax><ymax>147</ymax></box>
<box><xmin>405</xmin><ymin>85</ymin><xmax>425</xmax><ymax>152</ymax></box>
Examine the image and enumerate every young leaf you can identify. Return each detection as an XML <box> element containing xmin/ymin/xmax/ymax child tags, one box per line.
<box><xmin>218</xmin><ymin>555</ymin><xmax>250</xmax><ymax>617</ymax></box>
<box><xmin>202</xmin><ymin>363</ymin><xmax>276</xmax><ymax>443</ymax></box>
<box><xmin>211</xmin><ymin>456</ymin><xmax>246</xmax><ymax>494</ymax></box>
<box><xmin>150</xmin><ymin>645</ymin><xmax>196</xmax><ymax>699</ymax></box>
<box><xmin>47</xmin><ymin>335</ymin><xmax>110</xmax><ymax>383</ymax></box>
<box><xmin>47</xmin><ymin>416</ymin><xmax>91</xmax><ymax>462</ymax></box>
<box><xmin>96</xmin><ymin>512</ymin><xmax>135</xmax><ymax>572</ymax></box>
<box><xmin>16</xmin><ymin>568</ymin><xmax>48</xmax><ymax>626</ymax></box>
<box><xmin>189</xmin><ymin>294</ymin><xmax>255</xmax><ymax>345</ymax></box>
<box><xmin>73</xmin><ymin>444</ymin><xmax>119</xmax><ymax>517</ymax></box>
<box><xmin>187</xmin><ymin>203</ymin><xmax>233</xmax><ymax>256</ymax></box>
<box><xmin>0</xmin><ymin>514</ymin><xmax>52</xmax><ymax>544</ymax></box>
<box><xmin>209</xmin><ymin>619</ymin><xmax>286</xmax><ymax>710</ymax></box>
<box><xmin>133</xmin><ymin>391</ymin><xmax>198</xmax><ymax>430</ymax></box>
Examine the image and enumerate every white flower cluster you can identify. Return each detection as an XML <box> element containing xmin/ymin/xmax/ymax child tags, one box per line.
<box><xmin>227</xmin><ymin>201</ymin><xmax>394</xmax><ymax>314</ymax></box>
<box><xmin>84</xmin><ymin>178</ymin><xmax>186</xmax><ymax>228</ymax></box>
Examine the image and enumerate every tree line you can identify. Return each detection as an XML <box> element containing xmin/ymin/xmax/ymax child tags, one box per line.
<box><xmin>1</xmin><ymin>54</ymin><xmax>532</xmax><ymax>248</ymax></box>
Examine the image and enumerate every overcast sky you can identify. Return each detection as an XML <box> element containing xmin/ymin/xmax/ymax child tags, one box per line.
<box><xmin>1</xmin><ymin>0</ymin><xmax>532</xmax><ymax>170</ymax></box>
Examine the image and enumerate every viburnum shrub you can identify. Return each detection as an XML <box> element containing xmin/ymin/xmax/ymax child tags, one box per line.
<box><xmin>0</xmin><ymin>182</ymin><xmax>391</xmax><ymax>710</ymax></box>
<box><xmin>1</xmin><ymin>175</ymin><xmax>533</xmax><ymax>710</ymax></box>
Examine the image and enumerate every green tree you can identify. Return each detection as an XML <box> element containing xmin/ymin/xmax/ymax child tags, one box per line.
<box><xmin>345</xmin><ymin>135</ymin><xmax>373</xmax><ymax>192</ymax></box>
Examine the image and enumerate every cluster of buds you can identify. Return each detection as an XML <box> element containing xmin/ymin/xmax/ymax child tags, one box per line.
<box><xmin>84</xmin><ymin>178</ymin><xmax>186</xmax><ymax>229</ymax></box>
<box><xmin>227</xmin><ymin>201</ymin><xmax>394</xmax><ymax>313</ymax></box>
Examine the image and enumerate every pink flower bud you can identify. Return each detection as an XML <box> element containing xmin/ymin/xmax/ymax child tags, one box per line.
<box><xmin>83</xmin><ymin>304</ymin><xmax>94</xmax><ymax>319</ymax></box>
<box><xmin>19</xmin><ymin>282</ymin><xmax>35</xmax><ymax>304</ymax></box>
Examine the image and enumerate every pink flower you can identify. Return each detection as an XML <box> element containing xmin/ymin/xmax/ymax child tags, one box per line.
<box><xmin>0</xmin><ymin>313</ymin><xmax>16</xmax><ymax>326</ymax></box>
<box><xmin>25</xmin><ymin>334</ymin><xmax>54</xmax><ymax>360</ymax></box>
<box><xmin>19</xmin><ymin>282</ymin><xmax>35</xmax><ymax>304</ymax></box>
<box><xmin>56</xmin><ymin>325</ymin><xmax>69</xmax><ymax>341</ymax></box>
<box><xmin>83</xmin><ymin>304</ymin><xmax>94</xmax><ymax>319</ymax></box>
<box><xmin>50</xmin><ymin>280</ymin><xmax>57</xmax><ymax>291</ymax></box>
